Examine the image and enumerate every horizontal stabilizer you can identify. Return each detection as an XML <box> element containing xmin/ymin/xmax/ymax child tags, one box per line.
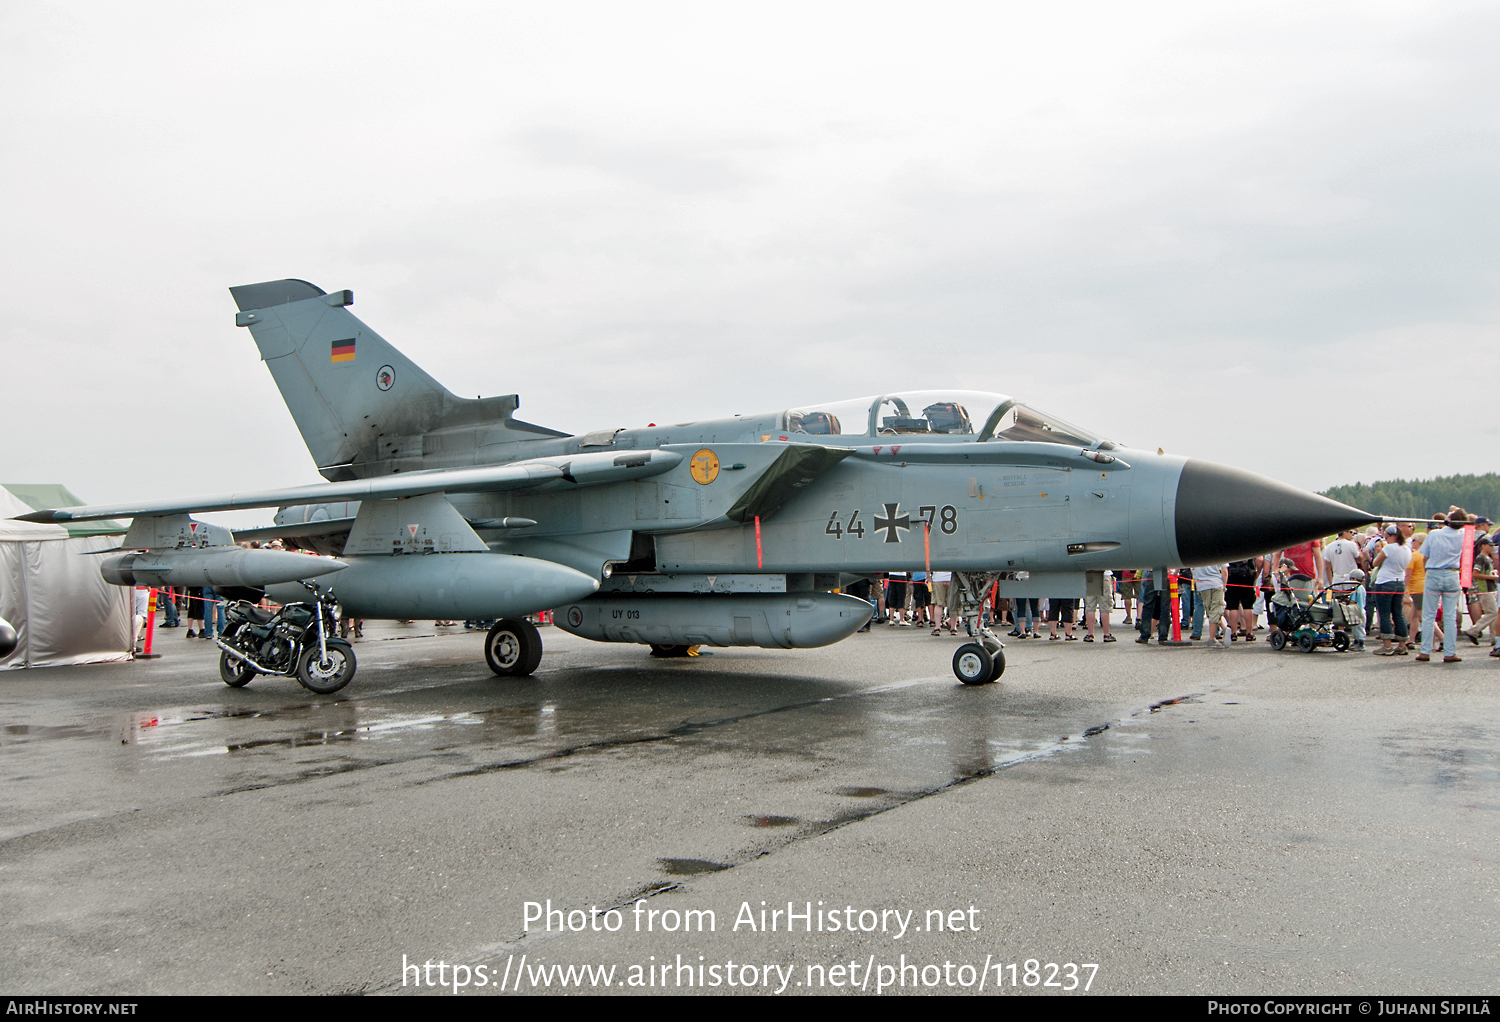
<box><xmin>14</xmin><ymin>449</ymin><xmax>683</xmax><ymax>524</ymax></box>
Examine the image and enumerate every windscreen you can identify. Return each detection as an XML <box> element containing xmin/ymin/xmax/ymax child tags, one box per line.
<box><xmin>983</xmin><ymin>401</ymin><xmax>1104</xmax><ymax>448</ymax></box>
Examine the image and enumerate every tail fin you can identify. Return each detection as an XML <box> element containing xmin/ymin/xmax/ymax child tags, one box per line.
<box><xmin>229</xmin><ymin>280</ymin><xmax>565</xmax><ymax>480</ymax></box>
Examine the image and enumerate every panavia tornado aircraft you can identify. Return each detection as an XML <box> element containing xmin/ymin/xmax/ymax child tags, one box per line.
<box><xmin>17</xmin><ymin>279</ymin><xmax>1387</xmax><ymax>688</ymax></box>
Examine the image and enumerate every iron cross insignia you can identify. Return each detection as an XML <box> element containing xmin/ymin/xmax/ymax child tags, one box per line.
<box><xmin>874</xmin><ymin>502</ymin><xmax>910</xmax><ymax>543</ymax></box>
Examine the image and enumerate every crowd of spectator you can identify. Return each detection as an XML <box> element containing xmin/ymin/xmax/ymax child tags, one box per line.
<box><xmin>133</xmin><ymin>512</ymin><xmax>1498</xmax><ymax>664</ymax></box>
<box><xmin>856</xmin><ymin>508</ymin><xmax>1498</xmax><ymax>662</ymax></box>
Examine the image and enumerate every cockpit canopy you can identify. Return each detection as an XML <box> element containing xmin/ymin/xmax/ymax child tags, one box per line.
<box><xmin>779</xmin><ymin>390</ymin><xmax>1112</xmax><ymax>448</ymax></box>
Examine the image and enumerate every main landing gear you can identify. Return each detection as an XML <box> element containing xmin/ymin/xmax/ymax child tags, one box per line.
<box><xmin>951</xmin><ymin>571</ymin><xmax>1006</xmax><ymax>685</ymax></box>
<box><xmin>484</xmin><ymin>579</ymin><xmax>1008</xmax><ymax>683</ymax></box>
<box><xmin>485</xmin><ymin>618</ymin><xmax>543</xmax><ymax>676</ymax></box>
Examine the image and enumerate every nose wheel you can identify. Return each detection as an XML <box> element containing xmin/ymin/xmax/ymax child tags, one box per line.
<box><xmin>951</xmin><ymin>571</ymin><xmax>1007</xmax><ymax>685</ymax></box>
<box><xmin>953</xmin><ymin>644</ymin><xmax>991</xmax><ymax>684</ymax></box>
<box><xmin>953</xmin><ymin>642</ymin><xmax>1005</xmax><ymax>685</ymax></box>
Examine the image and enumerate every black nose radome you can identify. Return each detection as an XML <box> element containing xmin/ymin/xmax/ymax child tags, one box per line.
<box><xmin>1174</xmin><ymin>459</ymin><xmax>1377</xmax><ymax>565</ymax></box>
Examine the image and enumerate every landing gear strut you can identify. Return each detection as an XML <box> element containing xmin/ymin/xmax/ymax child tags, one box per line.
<box><xmin>951</xmin><ymin>572</ymin><xmax>1006</xmax><ymax>685</ymax></box>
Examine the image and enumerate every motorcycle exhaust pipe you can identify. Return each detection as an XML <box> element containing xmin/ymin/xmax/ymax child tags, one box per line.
<box><xmin>214</xmin><ymin>639</ymin><xmax>287</xmax><ymax>676</ymax></box>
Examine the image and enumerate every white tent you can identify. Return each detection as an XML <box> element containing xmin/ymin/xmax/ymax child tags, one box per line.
<box><xmin>0</xmin><ymin>486</ymin><xmax>131</xmax><ymax>669</ymax></box>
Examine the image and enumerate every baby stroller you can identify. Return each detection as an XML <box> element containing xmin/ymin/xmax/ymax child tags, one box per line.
<box><xmin>1269</xmin><ymin>575</ymin><xmax>1362</xmax><ymax>652</ymax></box>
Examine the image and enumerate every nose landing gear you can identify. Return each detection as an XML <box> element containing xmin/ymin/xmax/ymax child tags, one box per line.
<box><xmin>951</xmin><ymin>572</ymin><xmax>1006</xmax><ymax>685</ymax></box>
<box><xmin>953</xmin><ymin>642</ymin><xmax>1005</xmax><ymax>684</ymax></box>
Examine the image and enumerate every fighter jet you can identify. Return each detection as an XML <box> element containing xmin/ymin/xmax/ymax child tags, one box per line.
<box><xmin>17</xmin><ymin>279</ymin><xmax>1386</xmax><ymax>687</ymax></box>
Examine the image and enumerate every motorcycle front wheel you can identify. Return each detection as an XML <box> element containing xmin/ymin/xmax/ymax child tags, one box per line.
<box><xmin>296</xmin><ymin>641</ymin><xmax>356</xmax><ymax>695</ymax></box>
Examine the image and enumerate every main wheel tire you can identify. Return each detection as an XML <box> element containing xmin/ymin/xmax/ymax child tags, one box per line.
<box><xmin>1298</xmin><ymin>632</ymin><xmax>1318</xmax><ymax>653</ymax></box>
<box><xmin>953</xmin><ymin>643</ymin><xmax>994</xmax><ymax>685</ymax></box>
<box><xmin>219</xmin><ymin>650</ymin><xmax>256</xmax><ymax>688</ymax></box>
<box><xmin>296</xmin><ymin>640</ymin><xmax>356</xmax><ymax>694</ymax></box>
<box><xmin>486</xmin><ymin>618</ymin><xmax>543</xmax><ymax>676</ymax></box>
<box><xmin>649</xmin><ymin>644</ymin><xmax>693</xmax><ymax>658</ymax></box>
<box><xmin>1332</xmin><ymin>631</ymin><xmax>1350</xmax><ymax>652</ymax></box>
<box><xmin>1269</xmin><ymin>630</ymin><xmax>1287</xmax><ymax>651</ymax></box>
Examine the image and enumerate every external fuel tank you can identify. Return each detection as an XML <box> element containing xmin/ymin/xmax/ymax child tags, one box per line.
<box><xmin>266</xmin><ymin>552</ymin><xmax>600</xmax><ymax>621</ymax></box>
<box><xmin>554</xmin><ymin>592</ymin><xmax>873</xmax><ymax>649</ymax></box>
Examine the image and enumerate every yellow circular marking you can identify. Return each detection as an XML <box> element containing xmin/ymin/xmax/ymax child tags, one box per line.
<box><xmin>689</xmin><ymin>448</ymin><xmax>720</xmax><ymax>485</ymax></box>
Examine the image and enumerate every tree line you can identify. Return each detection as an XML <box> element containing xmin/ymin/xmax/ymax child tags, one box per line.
<box><xmin>1319</xmin><ymin>473</ymin><xmax>1498</xmax><ymax>521</ymax></box>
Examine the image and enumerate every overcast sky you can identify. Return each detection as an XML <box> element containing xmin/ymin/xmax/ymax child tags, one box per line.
<box><xmin>2</xmin><ymin>1</ymin><xmax>1496</xmax><ymax>526</ymax></box>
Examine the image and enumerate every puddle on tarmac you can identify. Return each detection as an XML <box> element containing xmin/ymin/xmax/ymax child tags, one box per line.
<box><xmin>1376</xmin><ymin>726</ymin><xmax>1500</xmax><ymax>790</ymax></box>
<box><xmin>1143</xmin><ymin>694</ymin><xmax>1203</xmax><ymax>714</ymax></box>
<box><xmin>834</xmin><ymin>786</ymin><xmax>888</xmax><ymax>798</ymax></box>
<box><xmin>226</xmin><ymin>730</ymin><xmax>362</xmax><ymax>753</ymax></box>
<box><xmin>115</xmin><ymin>708</ymin><xmax>541</xmax><ymax>761</ymax></box>
<box><xmin>1</xmin><ymin>723</ymin><xmax>106</xmax><ymax>745</ymax></box>
<box><xmin>744</xmin><ymin>815</ymin><xmax>799</xmax><ymax>828</ymax></box>
<box><xmin>658</xmin><ymin>858</ymin><xmax>731</xmax><ymax>876</ymax></box>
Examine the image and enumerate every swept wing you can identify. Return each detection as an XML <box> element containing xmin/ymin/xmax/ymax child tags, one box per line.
<box><xmin>14</xmin><ymin>449</ymin><xmax>682</xmax><ymax>524</ymax></box>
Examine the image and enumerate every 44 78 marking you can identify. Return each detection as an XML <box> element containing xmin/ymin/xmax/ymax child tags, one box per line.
<box><xmin>825</xmin><ymin>504</ymin><xmax>957</xmax><ymax>542</ymax></box>
<box><xmin>826</xmin><ymin>509</ymin><xmax>867</xmax><ymax>540</ymax></box>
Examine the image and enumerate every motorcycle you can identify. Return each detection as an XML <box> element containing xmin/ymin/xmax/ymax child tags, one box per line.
<box><xmin>215</xmin><ymin>583</ymin><xmax>356</xmax><ymax>694</ymax></box>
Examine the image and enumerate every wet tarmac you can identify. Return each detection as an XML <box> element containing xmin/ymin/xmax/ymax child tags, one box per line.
<box><xmin>1</xmin><ymin>617</ymin><xmax>1496</xmax><ymax>995</ymax></box>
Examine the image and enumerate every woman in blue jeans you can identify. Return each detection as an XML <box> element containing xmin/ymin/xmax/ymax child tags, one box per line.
<box><xmin>1419</xmin><ymin>510</ymin><xmax>1470</xmax><ymax>662</ymax></box>
<box><xmin>1369</xmin><ymin>524</ymin><xmax>1411</xmax><ymax>655</ymax></box>
<box><xmin>202</xmin><ymin>586</ymin><xmax>227</xmax><ymax>640</ymax></box>
<box><xmin>1008</xmin><ymin>597</ymin><xmax>1039</xmax><ymax>637</ymax></box>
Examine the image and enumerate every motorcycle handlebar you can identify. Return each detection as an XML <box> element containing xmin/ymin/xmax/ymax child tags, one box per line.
<box><xmin>298</xmin><ymin>580</ymin><xmax>338</xmax><ymax>603</ymax></box>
